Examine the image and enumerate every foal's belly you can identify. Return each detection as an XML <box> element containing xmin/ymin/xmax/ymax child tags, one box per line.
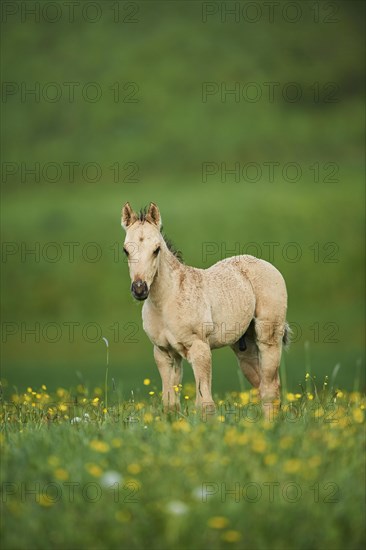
<box><xmin>206</xmin><ymin>276</ymin><xmax>256</xmax><ymax>348</ymax></box>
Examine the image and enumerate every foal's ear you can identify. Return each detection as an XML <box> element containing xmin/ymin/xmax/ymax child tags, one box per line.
<box><xmin>121</xmin><ymin>202</ymin><xmax>138</xmax><ymax>230</ymax></box>
<box><xmin>146</xmin><ymin>202</ymin><xmax>162</xmax><ymax>229</ymax></box>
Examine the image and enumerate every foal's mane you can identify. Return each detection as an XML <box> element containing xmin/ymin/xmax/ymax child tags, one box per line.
<box><xmin>138</xmin><ymin>206</ymin><xmax>184</xmax><ymax>263</ymax></box>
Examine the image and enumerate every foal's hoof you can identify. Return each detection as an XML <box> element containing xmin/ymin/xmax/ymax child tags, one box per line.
<box><xmin>163</xmin><ymin>403</ymin><xmax>181</xmax><ymax>415</ymax></box>
<box><xmin>199</xmin><ymin>401</ymin><xmax>216</xmax><ymax>421</ymax></box>
<box><xmin>262</xmin><ymin>400</ymin><xmax>281</xmax><ymax>422</ymax></box>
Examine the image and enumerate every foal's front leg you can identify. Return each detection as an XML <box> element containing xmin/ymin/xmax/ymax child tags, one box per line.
<box><xmin>154</xmin><ymin>346</ymin><xmax>182</xmax><ymax>413</ymax></box>
<box><xmin>187</xmin><ymin>340</ymin><xmax>216</xmax><ymax>415</ymax></box>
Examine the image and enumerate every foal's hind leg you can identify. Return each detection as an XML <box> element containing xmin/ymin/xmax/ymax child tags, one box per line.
<box><xmin>231</xmin><ymin>331</ymin><xmax>260</xmax><ymax>389</ymax></box>
<box><xmin>255</xmin><ymin>318</ymin><xmax>283</xmax><ymax>420</ymax></box>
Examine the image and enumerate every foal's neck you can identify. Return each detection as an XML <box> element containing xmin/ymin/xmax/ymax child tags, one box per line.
<box><xmin>148</xmin><ymin>245</ymin><xmax>182</xmax><ymax>306</ymax></box>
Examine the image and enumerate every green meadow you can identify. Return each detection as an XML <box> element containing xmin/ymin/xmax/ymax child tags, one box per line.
<box><xmin>1</xmin><ymin>383</ymin><xmax>365</xmax><ymax>549</ymax></box>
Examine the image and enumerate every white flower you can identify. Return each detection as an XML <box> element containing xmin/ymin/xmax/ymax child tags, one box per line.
<box><xmin>166</xmin><ymin>500</ymin><xmax>189</xmax><ymax>516</ymax></box>
<box><xmin>192</xmin><ymin>486</ymin><xmax>203</xmax><ymax>501</ymax></box>
<box><xmin>70</xmin><ymin>413</ymin><xmax>90</xmax><ymax>424</ymax></box>
<box><xmin>192</xmin><ymin>485</ymin><xmax>215</xmax><ymax>501</ymax></box>
<box><xmin>100</xmin><ymin>470</ymin><xmax>123</xmax><ymax>488</ymax></box>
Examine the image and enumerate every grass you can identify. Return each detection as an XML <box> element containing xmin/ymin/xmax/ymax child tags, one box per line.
<box><xmin>1</xmin><ymin>376</ymin><xmax>365</xmax><ymax>550</ymax></box>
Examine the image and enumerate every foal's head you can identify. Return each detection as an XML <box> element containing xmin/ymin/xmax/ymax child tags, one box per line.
<box><xmin>121</xmin><ymin>202</ymin><xmax>163</xmax><ymax>301</ymax></box>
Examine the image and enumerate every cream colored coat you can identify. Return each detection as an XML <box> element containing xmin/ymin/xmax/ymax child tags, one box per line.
<box><xmin>122</xmin><ymin>202</ymin><xmax>288</xmax><ymax>419</ymax></box>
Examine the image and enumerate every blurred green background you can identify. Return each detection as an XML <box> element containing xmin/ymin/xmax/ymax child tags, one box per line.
<box><xmin>1</xmin><ymin>0</ymin><xmax>364</xmax><ymax>396</ymax></box>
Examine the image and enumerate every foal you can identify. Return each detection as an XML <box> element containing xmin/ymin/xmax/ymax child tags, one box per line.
<box><xmin>121</xmin><ymin>202</ymin><xmax>289</xmax><ymax>418</ymax></box>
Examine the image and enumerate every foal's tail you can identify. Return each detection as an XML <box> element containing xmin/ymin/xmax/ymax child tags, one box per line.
<box><xmin>282</xmin><ymin>322</ymin><xmax>291</xmax><ymax>348</ymax></box>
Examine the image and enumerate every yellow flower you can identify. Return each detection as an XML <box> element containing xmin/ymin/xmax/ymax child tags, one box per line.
<box><xmin>325</xmin><ymin>434</ymin><xmax>339</xmax><ymax>449</ymax></box>
<box><xmin>350</xmin><ymin>392</ymin><xmax>361</xmax><ymax>403</ymax></box>
<box><xmin>39</xmin><ymin>494</ymin><xmax>54</xmax><ymax>507</ymax></box>
<box><xmin>47</xmin><ymin>455</ymin><xmax>59</xmax><ymax>467</ymax></box>
<box><xmin>238</xmin><ymin>433</ymin><xmax>249</xmax><ymax>445</ymax></box>
<box><xmin>89</xmin><ymin>440</ymin><xmax>110</xmax><ymax>453</ymax></box>
<box><xmin>308</xmin><ymin>455</ymin><xmax>321</xmax><ymax>468</ymax></box>
<box><xmin>352</xmin><ymin>408</ymin><xmax>364</xmax><ymax>424</ymax></box>
<box><xmin>305</xmin><ymin>373</ymin><xmax>310</xmax><ymax>380</ymax></box>
<box><xmin>286</xmin><ymin>393</ymin><xmax>295</xmax><ymax>402</ymax></box>
<box><xmin>143</xmin><ymin>378</ymin><xmax>151</xmax><ymax>386</ymax></box>
<box><xmin>184</xmin><ymin>395</ymin><xmax>189</xmax><ymax>400</ymax></box>
<box><xmin>85</xmin><ymin>463</ymin><xmax>103</xmax><ymax>477</ymax></box>
<box><xmin>283</xmin><ymin>459</ymin><xmax>302</xmax><ymax>473</ymax></box>
<box><xmin>41</xmin><ymin>384</ymin><xmax>47</xmax><ymax>390</ymax></box>
<box><xmin>143</xmin><ymin>412</ymin><xmax>154</xmax><ymax>424</ymax></box>
<box><xmin>115</xmin><ymin>510</ymin><xmax>132</xmax><ymax>523</ymax></box>
<box><xmin>183</xmin><ymin>382</ymin><xmax>196</xmax><ymax>398</ymax></box>
<box><xmin>264</xmin><ymin>453</ymin><xmax>277</xmax><ymax>466</ymax></box>
<box><xmin>251</xmin><ymin>438</ymin><xmax>267</xmax><ymax>454</ymax></box>
<box><xmin>54</xmin><ymin>468</ymin><xmax>69</xmax><ymax>481</ymax></box>
<box><xmin>127</xmin><ymin>463</ymin><xmax>141</xmax><ymax>475</ymax></box>
<box><xmin>92</xmin><ymin>397</ymin><xmax>99</xmax><ymax>404</ymax></box>
<box><xmin>314</xmin><ymin>408</ymin><xmax>324</xmax><ymax>420</ymax></box>
<box><xmin>295</xmin><ymin>393</ymin><xmax>302</xmax><ymax>399</ymax></box>
<box><xmin>239</xmin><ymin>391</ymin><xmax>250</xmax><ymax>405</ymax></box>
<box><xmin>208</xmin><ymin>516</ymin><xmax>229</xmax><ymax>529</ymax></box>
<box><xmin>172</xmin><ymin>420</ymin><xmax>191</xmax><ymax>432</ymax></box>
<box><xmin>279</xmin><ymin>436</ymin><xmax>294</xmax><ymax>450</ymax></box>
<box><xmin>27</xmin><ymin>387</ymin><xmax>32</xmax><ymax>393</ymax></box>
<box><xmin>149</xmin><ymin>391</ymin><xmax>155</xmax><ymax>396</ymax></box>
<box><xmin>223</xmin><ymin>427</ymin><xmax>236</xmax><ymax>442</ymax></box>
<box><xmin>221</xmin><ymin>530</ymin><xmax>242</xmax><ymax>542</ymax></box>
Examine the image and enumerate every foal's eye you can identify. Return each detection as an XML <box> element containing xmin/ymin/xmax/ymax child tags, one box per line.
<box><xmin>153</xmin><ymin>246</ymin><xmax>160</xmax><ymax>256</ymax></box>
<box><xmin>123</xmin><ymin>247</ymin><xmax>129</xmax><ymax>257</ymax></box>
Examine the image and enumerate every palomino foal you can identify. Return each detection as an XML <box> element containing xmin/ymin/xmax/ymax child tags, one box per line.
<box><xmin>121</xmin><ymin>202</ymin><xmax>289</xmax><ymax>418</ymax></box>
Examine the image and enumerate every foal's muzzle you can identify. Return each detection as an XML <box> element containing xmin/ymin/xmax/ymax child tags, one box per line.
<box><xmin>131</xmin><ymin>279</ymin><xmax>149</xmax><ymax>301</ymax></box>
